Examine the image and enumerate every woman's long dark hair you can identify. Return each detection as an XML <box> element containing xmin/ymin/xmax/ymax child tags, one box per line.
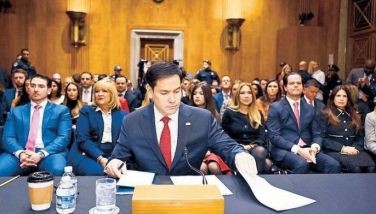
<box><xmin>48</xmin><ymin>79</ymin><xmax>62</xmax><ymax>99</ymax></box>
<box><xmin>190</xmin><ymin>82</ymin><xmax>220</xmax><ymax>120</ymax></box>
<box><xmin>259</xmin><ymin>79</ymin><xmax>281</xmax><ymax>103</ymax></box>
<box><xmin>323</xmin><ymin>85</ymin><xmax>361</xmax><ymax>132</ymax></box>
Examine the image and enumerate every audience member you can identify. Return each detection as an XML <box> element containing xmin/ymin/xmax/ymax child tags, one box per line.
<box><xmin>80</xmin><ymin>71</ymin><xmax>94</xmax><ymax>105</ymax></box>
<box><xmin>0</xmin><ymin>74</ymin><xmax>71</xmax><ymax>176</ymax></box>
<box><xmin>48</xmin><ymin>79</ymin><xmax>64</xmax><ymax>104</ymax></box>
<box><xmin>68</xmin><ymin>80</ymin><xmax>126</xmax><ymax>175</ymax></box>
<box><xmin>323</xmin><ymin>64</ymin><xmax>342</xmax><ymax>104</ymax></box>
<box><xmin>267</xmin><ymin>72</ymin><xmax>341</xmax><ymax>174</ymax></box>
<box><xmin>256</xmin><ymin>79</ymin><xmax>281</xmax><ymax>121</ymax></box>
<box><xmin>297</xmin><ymin>61</ymin><xmax>311</xmax><ymax>84</ymax></box>
<box><xmin>322</xmin><ymin>85</ymin><xmax>375</xmax><ymax>173</ymax></box>
<box><xmin>4</xmin><ymin>68</ymin><xmax>27</xmax><ymax>111</ymax></box>
<box><xmin>51</xmin><ymin>72</ymin><xmax>62</xmax><ymax>84</ymax></box>
<box><xmin>365</xmin><ymin>107</ymin><xmax>376</xmax><ymax>159</ymax></box>
<box><xmin>11</xmin><ymin>49</ymin><xmax>37</xmax><ymax>78</ymax></box>
<box><xmin>195</xmin><ymin>60</ymin><xmax>220</xmax><ymax>85</ymax></box>
<box><xmin>307</xmin><ymin>60</ymin><xmax>325</xmax><ymax>100</ymax></box>
<box><xmin>62</xmin><ymin>82</ymin><xmax>84</xmax><ymax>125</ymax></box>
<box><xmin>302</xmin><ymin>79</ymin><xmax>326</xmax><ymax>129</ymax></box>
<box><xmin>222</xmin><ymin>82</ymin><xmax>272</xmax><ymax>174</ymax></box>
<box><xmin>251</xmin><ymin>83</ymin><xmax>263</xmax><ymax>99</ymax></box>
<box><xmin>115</xmin><ymin>76</ymin><xmax>138</xmax><ymax>112</ymax></box>
<box><xmin>214</xmin><ymin>75</ymin><xmax>232</xmax><ymax>114</ymax></box>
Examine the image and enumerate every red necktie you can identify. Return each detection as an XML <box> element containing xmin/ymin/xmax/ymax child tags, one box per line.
<box><xmin>293</xmin><ymin>102</ymin><xmax>300</xmax><ymax>128</ymax></box>
<box><xmin>25</xmin><ymin>105</ymin><xmax>41</xmax><ymax>151</ymax></box>
<box><xmin>160</xmin><ymin>116</ymin><xmax>171</xmax><ymax>169</ymax></box>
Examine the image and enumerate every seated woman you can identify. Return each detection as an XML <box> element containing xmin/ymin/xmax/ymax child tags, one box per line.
<box><xmin>68</xmin><ymin>80</ymin><xmax>127</xmax><ymax>175</ymax></box>
<box><xmin>256</xmin><ymin>80</ymin><xmax>281</xmax><ymax>121</ymax></box>
<box><xmin>323</xmin><ymin>85</ymin><xmax>375</xmax><ymax>173</ymax></box>
<box><xmin>222</xmin><ymin>83</ymin><xmax>272</xmax><ymax>174</ymax></box>
<box><xmin>48</xmin><ymin>79</ymin><xmax>64</xmax><ymax>104</ymax></box>
<box><xmin>189</xmin><ymin>82</ymin><xmax>232</xmax><ymax>175</ymax></box>
<box><xmin>62</xmin><ymin>82</ymin><xmax>84</xmax><ymax>125</ymax></box>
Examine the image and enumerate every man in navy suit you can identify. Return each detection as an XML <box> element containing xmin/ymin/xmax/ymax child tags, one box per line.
<box><xmin>267</xmin><ymin>72</ymin><xmax>340</xmax><ymax>174</ymax></box>
<box><xmin>4</xmin><ymin>68</ymin><xmax>27</xmax><ymax>111</ymax></box>
<box><xmin>0</xmin><ymin>74</ymin><xmax>72</xmax><ymax>176</ymax></box>
<box><xmin>106</xmin><ymin>62</ymin><xmax>257</xmax><ymax>177</ymax></box>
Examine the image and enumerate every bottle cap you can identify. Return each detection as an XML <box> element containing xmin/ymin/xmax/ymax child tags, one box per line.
<box><xmin>64</xmin><ymin>166</ymin><xmax>73</xmax><ymax>173</ymax></box>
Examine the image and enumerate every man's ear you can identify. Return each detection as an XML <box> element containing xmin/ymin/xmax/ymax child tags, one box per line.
<box><xmin>146</xmin><ymin>84</ymin><xmax>153</xmax><ymax>99</ymax></box>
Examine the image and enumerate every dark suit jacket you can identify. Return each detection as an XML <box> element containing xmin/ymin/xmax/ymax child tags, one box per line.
<box><xmin>73</xmin><ymin>105</ymin><xmax>126</xmax><ymax>161</ymax></box>
<box><xmin>110</xmin><ymin>103</ymin><xmax>245</xmax><ymax>175</ymax></box>
<box><xmin>346</xmin><ymin>68</ymin><xmax>364</xmax><ymax>85</ymax></box>
<box><xmin>1</xmin><ymin>102</ymin><xmax>72</xmax><ymax>155</ymax></box>
<box><xmin>267</xmin><ymin>98</ymin><xmax>322</xmax><ymax>161</ymax></box>
<box><xmin>214</xmin><ymin>92</ymin><xmax>224</xmax><ymax>112</ymax></box>
<box><xmin>124</xmin><ymin>90</ymin><xmax>138</xmax><ymax>112</ymax></box>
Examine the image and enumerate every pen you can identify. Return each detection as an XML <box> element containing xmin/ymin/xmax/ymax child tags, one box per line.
<box><xmin>0</xmin><ymin>175</ymin><xmax>20</xmax><ymax>188</ymax></box>
<box><xmin>118</xmin><ymin>162</ymin><xmax>125</xmax><ymax>170</ymax></box>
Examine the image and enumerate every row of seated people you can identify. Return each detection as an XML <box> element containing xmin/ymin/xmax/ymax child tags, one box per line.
<box><xmin>0</xmin><ymin>66</ymin><xmax>376</xmax><ymax>177</ymax></box>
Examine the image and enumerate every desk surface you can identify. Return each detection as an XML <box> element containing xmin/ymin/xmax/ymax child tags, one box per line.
<box><xmin>0</xmin><ymin>174</ymin><xmax>375</xmax><ymax>214</ymax></box>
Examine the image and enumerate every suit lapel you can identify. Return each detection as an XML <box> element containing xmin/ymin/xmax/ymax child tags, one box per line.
<box><xmin>141</xmin><ymin>104</ymin><xmax>167</xmax><ymax>167</ymax></box>
<box><xmin>171</xmin><ymin>104</ymin><xmax>192</xmax><ymax>169</ymax></box>
<box><xmin>94</xmin><ymin>108</ymin><xmax>104</xmax><ymax>142</ymax></box>
<box><xmin>22</xmin><ymin>103</ymin><xmax>31</xmax><ymax>142</ymax></box>
<box><xmin>283</xmin><ymin>99</ymin><xmax>299</xmax><ymax>129</ymax></box>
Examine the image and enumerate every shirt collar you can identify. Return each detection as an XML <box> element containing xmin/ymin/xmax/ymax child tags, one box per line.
<box><xmin>154</xmin><ymin>104</ymin><xmax>179</xmax><ymax>123</ymax></box>
<box><xmin>95</xmin><ymin>106</ymin><xmax>112</xmax><ymax>115</ymax></box>
<box><xmin>285</xmin><ymin>96</ymin><xmax>300</xmax><ymax>106</ymax></box>
<box><xmin>30</xmin><ymin>99</ymin><xmax>48</xmax><ymax>109</ymax></box>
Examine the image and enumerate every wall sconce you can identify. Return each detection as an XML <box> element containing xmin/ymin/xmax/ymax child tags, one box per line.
<box><xmin>225</xmin><ymin>0</ymin><xmax>245</xmax><ymax>51</ymax></box>
<box><xmin>225</xmin><ymin>18</ymin><xmax>245</xmax><ymax>51</ymax></box>
<box><xmin>66</xmin><ymin>0</ymin><xmax>87</xmax><ymax>48</ymax></box>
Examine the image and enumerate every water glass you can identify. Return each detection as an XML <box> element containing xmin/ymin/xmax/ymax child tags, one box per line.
<box><xmin>95</xmin><ymin>178</ymin><xmax>116</xmax><ymax>213</ymax></box>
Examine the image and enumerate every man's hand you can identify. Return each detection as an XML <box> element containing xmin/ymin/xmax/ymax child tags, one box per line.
<box><xmin>235</xmin><ymin>152</ymin><xmax>258</xmax><ymax>176</ymax></box>
<box><xmin>19</xmin><ymin>150</ymin><xmax>40</xmax><ymax>168</ymax></box>
<box><xmin>99</xmin><ymin>158</ymin><xmax>108</xmax><ymax>168</ymax></box>
<box><xmin>297</xmin><ymin>148</ymin><xmax>316</xmax><ymax>164</ymax></box>
<box><xmin>104</xmin><ymin>159</ymin><xmax>125</xmax><ymax>178</ymax></box>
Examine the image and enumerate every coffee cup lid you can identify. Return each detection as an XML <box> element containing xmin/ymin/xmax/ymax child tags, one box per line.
<box><xmin>27</xmin><ymin>171</ymin><xmax>54</xmax><ymax>183</ymax></box>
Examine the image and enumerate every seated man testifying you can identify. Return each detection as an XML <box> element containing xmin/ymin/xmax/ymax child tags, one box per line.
<box><xmin>105</xmin><ymin>62</ymin><xmax>257</xmax><ymax>177</ymax></box>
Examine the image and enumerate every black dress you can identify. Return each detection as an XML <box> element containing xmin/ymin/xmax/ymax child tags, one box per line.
<box><xmin>323</xmin><ymin>109</ymin><xmax>375</xmax><ymax>171</ymax></box>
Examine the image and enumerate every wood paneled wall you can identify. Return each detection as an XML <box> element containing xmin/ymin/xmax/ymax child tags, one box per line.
<box><xmin>0</xmin><ymin>0</ymin><xmax>340</xmax><ymax>83</ymax></box>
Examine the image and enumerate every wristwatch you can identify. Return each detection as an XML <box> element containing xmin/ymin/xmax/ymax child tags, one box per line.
<box><xmin>38</xmin><ymin>151</ymin><xmax>45</xmax><ymax>159</ymax></box>
<box><xmin>97</xmin><ymin>155</ymin><xmax>104</xmax><ymax>163</ymax></box>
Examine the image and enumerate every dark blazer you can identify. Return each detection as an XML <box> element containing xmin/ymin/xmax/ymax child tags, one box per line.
<box><xmin>69</xmin><ymin>105</ymin><xmax>126</xmax><ymax>164</ymax></box>
<box><xmin>124</xmin><ymin>90</ymin><xmax>138</xmax><ymax>112</ymax></box>
<box><xmin>267</xmin><ymin>98</ymin><xmax>322</xmax><ymax>161</ymax></box>
<box><xmin>346</xmin><ymin>68</ymin><xmax>364</xmax><ymax>85</ymax></box>
<box><xmin>2</xmin><ymin>102</ymin><xmax>72</xmax><ymax>155</ymax></box>
<box><xmin>214</xmin><ymin>92</ymin><xmax>224</xmax><ymax>112</ymax></box>
<box><xmin>110</xmin><ymin>103</ymin><xmax>245</xmax><ymax>175</ymax></box>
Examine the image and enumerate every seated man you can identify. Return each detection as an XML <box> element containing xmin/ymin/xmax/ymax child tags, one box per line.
<box><xmin>105</xmin><ymin>62</ymin><xmax>257</xmax><ymax>177</ymax></box>
<box><xmin>267</xmin><ymin>72</ymin><xmax>341</xmax><ymax>174</ymax></box>
<box><xmin>0</xmin><ymin>74</ymin><xmax>71</xmax><ymax>176</ymax></box>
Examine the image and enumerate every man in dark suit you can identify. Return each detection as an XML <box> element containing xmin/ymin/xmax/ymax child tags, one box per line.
<box><xmin>267</xmin><ymin>72</ymin><xmax>340</xmax><ymax>174</ymax></box>
<box><xmin>106</xmin><ymin>62</ymin><xmax>257</xmax><ymax>177</ymax></box>
<box><xmin>115</xmin><ymin>75</ymin><xmax>138</xmax><ymax>111</ymax></box>
<box><xmin>0</xmin><ymin>74</ymin><xmax>72</xmax><ymax>176</ymax></box>
<box><xmin>4</xmin><ymin>68</ymin><xmax>27</xmax><ymax>111</ymax></box>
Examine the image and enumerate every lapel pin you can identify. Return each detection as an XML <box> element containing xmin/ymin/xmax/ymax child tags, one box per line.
<box><xmin>185</xmin><ymin>122</ymin><xmax>191</xmax><ymax>126</ymax></box>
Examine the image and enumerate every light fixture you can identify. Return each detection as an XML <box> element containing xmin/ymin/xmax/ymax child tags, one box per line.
<box><xmin>225</xmin><ymin>18</ymin><xmax>245</xmax><ymax>51</ymax></box>
<box><xmin>66</xmin><ymin>0</ymin><xmax>87</xmax><ymax>48</ymax></box>
<box><xmin>225</xmin><ymin>0</ymin><xmax>245</xmax><ymax>51</ymax></box>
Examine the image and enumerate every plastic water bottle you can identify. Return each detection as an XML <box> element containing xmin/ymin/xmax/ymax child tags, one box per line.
<box><xmin>62</xmin><ymin>166</ymin><xmax>77</xmax><ymax>198</ymax></box>
<box><xmin>56</xmin><ymin>176</ymin><xmax>76</xmax><ymax>214</ymax></box>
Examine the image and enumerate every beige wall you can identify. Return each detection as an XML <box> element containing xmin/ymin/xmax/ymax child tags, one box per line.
<box><xmin>0</xmin><ymin>0</ymin><xmax>340</xmax><ymax>82</ymax></box>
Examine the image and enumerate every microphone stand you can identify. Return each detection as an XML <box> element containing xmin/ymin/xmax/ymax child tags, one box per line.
<box><xmin>184</xmin><ymin>147</ymin><xmax>208</xmax><ymax>185</ymax></box>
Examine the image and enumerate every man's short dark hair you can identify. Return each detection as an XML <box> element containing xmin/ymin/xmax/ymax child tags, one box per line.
<box><xmin>283</xmin><ymin>72</ymin><xmax>302</xmax><ymax>86</ymax></box>
<box><xmin>145</xmin><ymin>62</ymin><xmax>183</xmax><ymax>89</ymax></box>
<box><xmin>21</xmin><ymin>48</ymin><xmax>29</xmax><ymax>53</ymax></box>
<box><xmin>13</xmin><ymin>68</ymin><xmax>28</xmax><ymax>78</ymax></box>
<box><xmin>31</xmin><ymin>74</ymin><xmax>52</xmax><ymax>88</ymax></box>
<box><xmin>80</xmin><ymin>71</ymin><xmax>93</xmax><ymax>79</ymax></box>
<box><xmin>304</xmin><ymin>79</ymin><xmax>320</xmax><ymax>89</ymax></box>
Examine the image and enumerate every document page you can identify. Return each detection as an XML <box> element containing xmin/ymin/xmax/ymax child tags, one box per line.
<box><xmin>117</xmin><ymin>170</ymin><xmax>155</xmax><ymax>187</ymax></box>
<box><xmin>239</xmin><ymin>172</ymin><xmax>316</xmax><ymax>211</ymax></box>
<box><xmin>170</xmin><ymin>175</ymin><xmax>232</xmax><ymax>195</ymax></box>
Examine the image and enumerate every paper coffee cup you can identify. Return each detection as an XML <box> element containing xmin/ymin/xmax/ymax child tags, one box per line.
<box><xmin>27</xmin><ymin>171</ymin><xmax>54</xmax><ymax>211</ymax></box>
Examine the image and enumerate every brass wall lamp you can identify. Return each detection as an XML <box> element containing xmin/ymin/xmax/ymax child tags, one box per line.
<box><xmin>66</xmin><ymin>0</ymin><xmax>87</xmax><ymax>48</ymax></box>
<box><xmin>225</xmin><ymin>0</ymin><xmax>245</xmax><ymax>51</ymax></box>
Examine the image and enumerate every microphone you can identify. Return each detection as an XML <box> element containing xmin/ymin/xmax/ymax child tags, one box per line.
<box><xmin>184</xmin><ymin>147</ymin><xmax>208</xmax><ymax>185</ymax></box>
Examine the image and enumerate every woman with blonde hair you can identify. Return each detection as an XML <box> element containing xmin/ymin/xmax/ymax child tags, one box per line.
<box><xmin>68</xmin><ymin>80</ymin><xmax>127</xmax><ymax>175</ymax></box>
<box><xmin>308</xmin><ymin>60</ymin><xmax>325</xmax><ymax>100</ymax></box>
<box><xmin>222</xmin><ymin>82</ymin><xmax>272</xmax><ymax>173</ymax></box>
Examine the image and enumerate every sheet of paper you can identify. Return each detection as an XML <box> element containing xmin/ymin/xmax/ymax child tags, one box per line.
<box><xmin>170</xmin><ymin>175</ymin><xmax>232</xmax><ymax>196</ymax></box>
<box><xmin>238</xmin><ymin>171</ymin><xmax>315</xmax><ymax>211</ymax></box>
<box><xmin>116</xmin><ymin>170</ymin><xmax>155</xmax><ymax>187</ymax></box>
